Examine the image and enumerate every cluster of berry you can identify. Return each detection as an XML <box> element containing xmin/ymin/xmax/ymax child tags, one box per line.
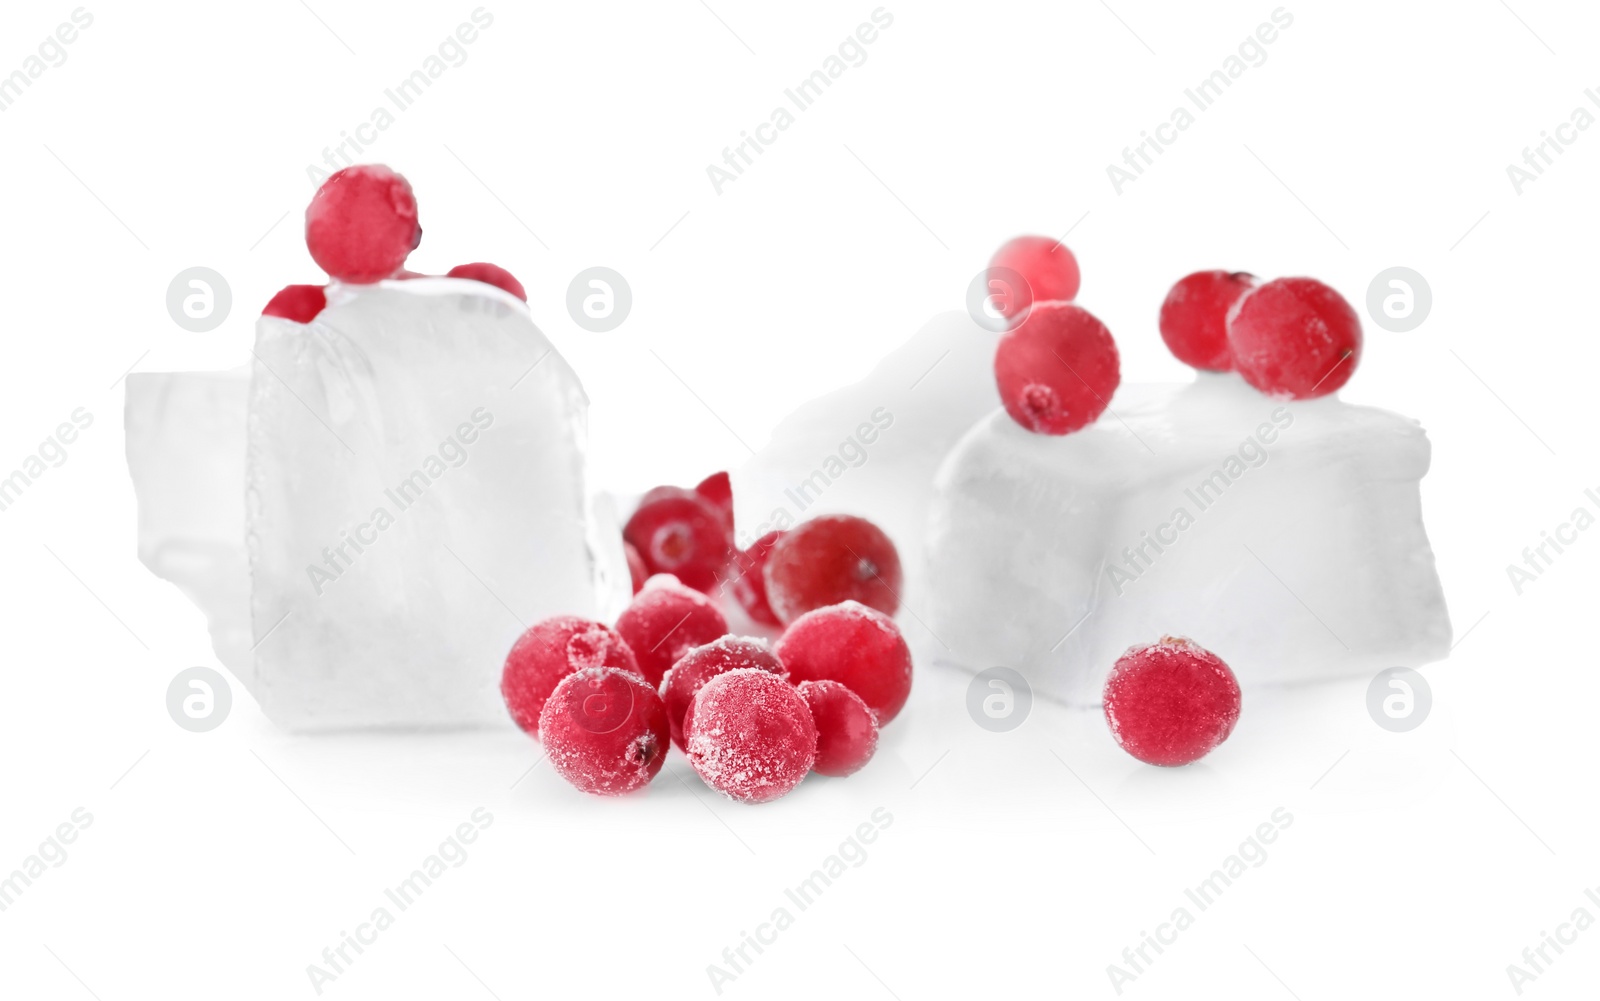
<box><xmin>260</xmin><ymin>165</ymin><xmax>528</xmax><ymax>324</ymax></box>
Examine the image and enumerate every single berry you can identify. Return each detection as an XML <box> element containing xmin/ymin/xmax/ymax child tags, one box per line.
<box><xmin>624</xmin><ymin>487</ymin><xmax>733</xmax><ymax>594</ymax></box>
<box><xmin>614</xmin><ymin>575</ymin><xmax>730</xmax><ymax>687</ymax></box>
<box><xmin>763</xmin><ymin>514</ymin><xmax>901</xmax><ymax>623</ymax></box>
<box><xmin>305</xmin><ymin>164</ymin><xmax>422</xmax><ymax>284</ymax></box>
<box><xmin>500</xmin><ymin>616</ymin><xmax>639</xmax><ymax>735</ymax></box>
<box><xmin>987</xmin><ymin>235</ymin><xmax>1081</xmax><ymax>322</ymax></box>
<box><xmin>623</xmin><ymin>541</ymin><xmax>648</xmax><ymax>594</ymax></box>
<box><xmin>729</xmin><ymin>530</ymin><xmax>784</xmax><ymax>627</ymax></box>
<box><xmin>1227</xmin><ymin>277</ymin><xmax>1362</xmax><ymax>399</ymax></box>
<box><xmin>1159</xmin><ymin>270</ymin><xmax>1256</xmax><ymax>371</ymax></box>
<box><xmin>796</xmin><ymin>680</ymin><xmax>879</xmax><ymax>777</ymax></box>
<box><xmin>994</xmin><ymin>302</ymin><xmax>1121</xmax><ymax>435</ymax></box>
<box><xmin>447</xmin><ymin>262</ymin><xmax>526</xmax><ymax>301</ymax></box>
<box><xmin>686</xmin><ymin>669</ymin><xmax>816</xmax><ymax>803</ymax></box>
<box><xmin>1103</xmin><ymin>637</ymin><xmax>1241</xmax><ymax>767</ymax></box>
<box><xmin>660</xmin><ymin>636</ymin><xmax>786</xmax><ymax>752</ymax></box>
<box><xmin>539</xmin><ymin>667</ymin><xmax>669</xmax><ymax>795</ymax></box>
<box><xmin>261</xmin><ymin>284</ymin><xmax>327</xmax><ymax>323</ymax></box>
<box><xmin>774</xmin><ymin>601</ymin><xmax>912</xmax><ymax>724</ymax></box>
<box><xmin>694</xmin><ymin>471</ymin><xmax>734</xmax><ymax>532</ymax></box>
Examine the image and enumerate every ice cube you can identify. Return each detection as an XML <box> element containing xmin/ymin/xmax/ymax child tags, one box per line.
<box><xmin>925</xmin><ymin>372</ymin><xmax>1452</xmax><ymax>704</ymax></box>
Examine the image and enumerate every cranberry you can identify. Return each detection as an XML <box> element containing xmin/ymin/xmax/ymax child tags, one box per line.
<box><xmin>1158</xmin><ymin>270</ymin><xmax>1255</xmax><ymax>371</ymax></box>
<box><xmin>763</xmin><ymin>515</ymin><xmax>901</xmax><ymax>624</ymax></box>
<box><xmin>694</xmin><ymin>471</ymin><xmax>735</xmax><ymax>532</ymax></box>
<box><xmin>796</xmin><ymin>680</ymin><xmax>879</xmax><ymax>777</ymax></box>
<box><xmin>500</xmin><ymin>616</ymin><xmax>638</xmax><ymax>735</ymax></box>
<box><xmin>623</xmin><ymin>541</ymin><xmax>648</xmax><ymax>594</ymax></box>
<box><xmin>1227</xmin><ymin>277</ymin><xmax>1362</xmax><ymax>399</ymax></box>
<box><xmin>305</xmin><ymin>165</ymin><xmax>421</xmax><ymax>284</ymax></box>
<box><xmin>993</xmin><ymin>302</ymin><xmax>1120</xmax><ymax>435</ymax></box>
<box><xmin>446</xmin><ymin>262</ymin><xmax>526</xmax><ymax>301</ymax></box>
<box><xmin>614</xmin><ymin>575</ymin><xmax>729</xmax><ymax>687</ymax></box>
<box><xmin>623</xmin><ymin>487</ymin><xmax>733</xmax><ymax>594</ymax></box>
<box><xmin>1103</xmin><ymin>637</ymin><xmax>1241</xmax><ymax>767</ymax></box>
<box><xmin>987</xmin><ymin>235</ymin><xmax>1081</xmax><ymax>322</ymax></box>
<box><xmin>660</xmin><ymin>636</ymin><xmax>785</xmax><ymax>752</ymax></box>
<box><xmin>774</xmin><ymin>601</ymin><xmax>912</xmax><ymax>724</ymax></box>
<box><xmin>539</xmin><ymin>667</ymin><xmax>669</xmax><ymax>795</ymax></box>
<box><xmin>261</xmin><ymin>284</ymin><xmax>327</xmax><ymax>323</ymax></box>
<box><xmin>729</xmin><ymin>530</ymin><xmax>784</xmax><ymax>627</ymax></box>
<box><xmin>686</xmin><ymin>669</ymin><xmax>816</xmax><ymax>803</ymax></box>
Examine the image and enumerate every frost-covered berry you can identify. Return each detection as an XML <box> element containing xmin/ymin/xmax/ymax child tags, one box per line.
<box><xmin>729</xmin><ymin>530</ymin><xmax>783</xmax><ymax>627</ymax></box>
<box><xmin>988</xmin><ymin>235</ymin><xmax>1081</xmax><ymax>322</ymax></box>
<box><xmin>686</xmin><ymin>668</ymin><xmax>816</xmax><ymax>803</ymax></box>
<box><xmin>614</xmin><ymin>575</ymin><xmax>729</xmax><ymax>687</ymax></box>
<box><xmin>305</xmin><ymin>165</ymin><xmax>422</xmax><ymax>284</ymax></box>
<box><xmin>994</xmin><ymin>302</ymin><xmax>1120</xmax><ymax>435</ymax></box>
<box><xmin>623</xmin><ymin>487</ymin><xmax>733</xmax><ymax>594</ymax></box>
<box><xmin>1103</xmin><ymin>637</ymin><xmax>1241</xmax><ymax>767</ymax></box>
<box><xmin>1227</xmin><ymin>277</ymin><xmax>1362</xmax><ymax>399</ymax></box>
<box><xmin>261</xmin><ymin>284</ymin><xmax>327</xmax><ymax>323</ymax></box>
<box><xmin>660</xmin><ymin>636</ymin><xmax>785</xmax><ymax>752</ymax></box>
<box><xmin>500</xmin><ymin>615</ymin><xmax>639</xmax><ymax>735</ymax></box>
<box><xmin>1159</xmin><ymin>270</ymin><xmax>1255</xmax><ymax>372</ymax></box>
<box><xmin>694</xmin><ymin>471</ymin><xmax>734</xmax><ymax>532</ymax></box>
<box><xmin>796</xmin><ymin>680</ymin><xmax>878</xmax><ymax>777</ymax></box>
<box><xmin>763</xmin><ymin>515</ymin><xmax>901</xmax><ymax>624</ymax></box>
<box><xmin>539</xmin><ymin>667</ymin><xmax>669</xmax><ymax>795</ymax></box>
<box><xmin>446</xmin><ymin>262</ymin><xmax>526</xmax><ymax>301</ymax></box>
<box><xmin>623</xmin><ymin>541</ymin><xmax>648</xmax><ymax>595</ymax></box>
<box><xmin>774</xmin><ymin>601</ymin><xmax>912</xmax><ymax>724</ymax></box>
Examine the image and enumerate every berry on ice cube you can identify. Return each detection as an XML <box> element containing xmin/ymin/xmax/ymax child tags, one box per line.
<box><xmin>305</xmin><ymin>165</ymin><xmax>422</xmax><ymax>284</ymax></box>
<box><xmin>262</xmin><ymin>284</ymin><xmax>327</xmax><ymax>323</ymax></box>
<box><xmin>500</xmin><ymin>616</ymin><xmax>639</xmax><ymax>735</ymax></box>
<box><xmin>994</xmin><ymin>302</ymin><xmax>1120</xmax><ymax>435</ymax></box>
<box><xmin>539</xmin><ymin>666</ymin><xmax>670</xmax><ymax>795</ymax></box>
<box><xmin>660</xmin><ymin>636</ymin><xmax>785</xmax><ymax>752</ymax></box>
<box><xmin>1102</xmin><ymin>637</ymin><xmax>1241</xmax><ymax>767</ymax></box>
<box><xmin>763</xmin><ymin>514</ymin><xmax>901</xmax><ymax>624</ymax></box>
<box><xmin>446</xmin><ymin>262</ymin><xmax>526</xmax><ymax>301</ymax></box>
<box><xmin>1227</xmin><ymin>277</ymin><xmax>1362</xmax><ymax>399</ymax></box>
<box><xmin>987</xmin><ymin>235</ymin><xmax>1081</xmax><ymax>322</ymax></box>
<box><xmin>774</xmin><ymin>600</ymin><xmax>912</xmax><ymax>723</ymax></box>
<box><xmin>1158</xmin><ymin>270</ymin><xmax>1255</xmax><ymax>372</ymax></box>
<box><xmin>796</xmin><ymin>680</ymin><xmax>878</xmax><ymax>777</ymax></box>
<box><xmin>686</xmin><ymin>668</ymin><xmax>816</xmax><ymax>803</ymax></box>
<box><xmin>614</xmin><ymin>574</ymin><xmax>729</xmax><ymax>687</ymax></box>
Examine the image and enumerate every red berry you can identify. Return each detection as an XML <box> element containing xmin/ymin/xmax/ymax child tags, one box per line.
<box><xmin>729</xmin><ymin>530</ymin><xmax>783</xmax><ymax>627</ymax></box>
<box><xmin>774</xmin><ymin>601</ymin><xmax>912</xmax><ymax>724</ymax></box>
<box><xmin>539</xmin><ymin>667</ymin><xmax>669</xmax><ymax>795</ymax></box>
<box><xmin>623</xmin><ymin>541</ymin><xmax>648</xmax><ymax>594</ymax></box>
<box><xmin>988</xmin><ymin>235</ymin><xmax>1081</xmax><ymax>322</ymax></box>
<box><xmin>660</xmin><ymin>636</ymin><xmax>785</xmax><ymax>752</ymax></box>
<box><xmin>614</xmin><ymin>575</ymin><xmax>729</xmax><ymax>687</ymax></box>
<box><xmin>500</xmin><ymin>616</ymin><xmax>638</xmax><ymax>735</ymax></box>
<box><xmin>623</xmin><ymin>487</ymin><xmax>733</xmax><ymax>594</ymax></box>
<box><xmin>1103</xmin><ymin>637</ymin><xmax>1241</xmax><ymax>767</ymax></box>
<box><xmin>261</xmin><ymin>284</ymin><xmax>327</xmax><ymax>323</ymax></box>
<box><xmin>1227</xmin><ymin>277</ymin><xmax>1362</xmax><ymax>399</ymax></box>
<box><xmin>796</xmin><ymin>680</ymin><xmax>879</xmax><ymax>777</ymax></box>
<box><xmin>763</xmin><ymin>514</ymin><xmax>901</xmax><ymax>624</ymax></box>
<box><xmin>694</xmin><ymin>471</ymin><xmax>734</xmax><ymax>532</ymax></box>
<box><xmin>305</xmin><ymin>164</ymin><xmax>422</xmax><ymax>284</ymax></box>
<box><xmin>994</xmin><ymin>302</ymin><xmax>1121</xmax><ymax>435</ymax></box>
<box><xmin>1158</xmin><ymin>270</ymin><xmax>1256</xmax><ymax>371</ymax></box>
<box><xmin>447</xmin><ymin>262</ymin><xmax>526</xmax><ymax>301</ymax></box>
<box><xmin>686</xmin><ymin>669</ymin><xmax>816</xmax><ymax>803</ymax></box>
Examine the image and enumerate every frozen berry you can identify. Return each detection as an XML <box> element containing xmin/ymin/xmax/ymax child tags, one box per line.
<box><xmin>1227</xmin><ymin>277</ymin><xmax>1362</xmax><ymax>399</ymax></box>
<box><xmin>261</xmin><ymin>284</ymin><xmax>327</xmax><ymax>323</ymax></box>
<box><xmin>796</xmin><ymin>680</ymin><xmax>879</xmax><ymax>777</ymax></box>
<box><xmin>500</xmin><ymin>616</ymin><xmax>639</xmax><ymax>735</ymax></box>
<box><xmin>305</xmin><ymin>164</ymin><xmax>421</xmax><ymax>284</ymax></box>
<box><xmin>695</xmin><ymin>471</ymin><xmax>734</xmax><ymax>532</ymax></box>
<box><xmin>764</xmin><ymin>515</ymin><xmax>901</xmax><ymax>623</ymax></box>
<box><xmin>447</xmin><ymin>262</ymin><xmax>526</xmax><ymax>301</ymax></box>
<box><xmin>774</xmin><ymin>601</ymin><xmax>912</xmax><ymax>724</ymax></box>
<box><xmin>1159</xmin><ymin>270</ymin><xmax>1256</xmax><ymax>371</ymax></box>
<box><xmin>1103</xmin><ymin>637</ymin><xmax>1241</xmax><ymax>767</ymax></box>
<box><xmin>539</xmin><ymin>667</ymin><xmax>669</xmax><ymax>795</ymax></box>
<box><xmin>994</xmin><ymin>302</ymin><xmax>1120</xmax><ymax>435</ymax></box>
<box><xmin>624</xmin><ymin>487</ymin><xmax>733</xmax><ymax>594</ymax></box>
<box><xmin>729</xmin><ymin>530</ymin><xmax>783</xmax><ymax>627</ymax></box>
<box><xmin>623</xmin><ymin>541</ymin><xmax>648</xmax><ymax>594</ymax></box>
<box><xmin>614</xmin><ymin>575</ymin><xmax>730</xmax><ymax>687</ymax></box>
<box><xmin>686</xmin><ymin>669</ymin><xmax>816</xmax><ymax>803</ymax></box>
<box><xmin>660</xmin><ymin>636</ymin><xmax>785</xmax><ymax>752</ymax></box>
<box><xmin>988</xmin><ymin>235</ymin><xmax>1080</xmax><ymax>322</ymax></box>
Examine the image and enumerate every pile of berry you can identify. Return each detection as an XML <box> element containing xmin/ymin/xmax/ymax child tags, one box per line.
<box><xmin>261</xmin><ymin>164</ymin><xmax>528</xmax><ymax>324</ymax></box>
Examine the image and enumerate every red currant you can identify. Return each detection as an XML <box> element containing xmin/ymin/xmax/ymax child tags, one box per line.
<box><xmin>660</xmin><ymin>636</ymin><xmax>785</xmax><ymax>752</ymax></box>
<box><xmin>686</xmin><ymin>669</ymin><xmax>816</xmax><ymax>803</ymax></box>
<box><xmin>763</xmin><ymin>515</ymin><xmax>901</xmax><ymax>624</ymax></box>
<box><xmin>614</xmin><ymin>575</ymin><xmax>729</xmax><ymax>687</ymax></box>
<box><xmin>1158</xmin><ymin>270</ymin><xmax>1255</xmax><ymax>371</ymax></box>
<box><xmin>988</xmin><ymin>235</ymin><xmax>1080</xmax><ymax>322</ymax></box>
<box><xmin>539</xmin><ymin>667</ymin><xmax>669</xmax><ymax>795</ymax></box>
<box><xmin>305</xmin><ymin>165</ymin><xmax>421</xmax><ymax>284</ymax></box>
<box><xmin>993</xmin><ymin>302</ymin><xmax>1120</xmax><ymax>435</ymax></box>
<box><xmin>446</xmin><ymin>262</ymin><xmax>526</xmax><ymax>301</ymax></box>
<box><xmin>729</xmin><ymin>530</ymin><xmax>783</xmax><ymax>627</ymax></box>
<box><xmin>500</xmin><ymin>615</ymin><xmax>640</xmax><ymax>735</ymax></box>
<box><xmin>623</xmin><ymin>487</ymin><xmax>733</xmax><ymax>594</ymax></box>
<box><xmin>694</xmin><ymin>471</ymin><xmax>734</xmax><ymax>533</ymax></box>
<box><xmin>1103</xmin><ymin>637</ymin><xmax>1241</xmax><ymax>767</ymax></box>
<box><xmin>623</xmin><ymin>541</ymin><xmax>648</xmax><ymax>595</ymax></box>
<box><xmin>796</xmin><ymin>680</ymin><xmax>878</xmax><ymax>777</ymax></box>
<box><xmin>774</xmin><ymin>601</ymin><xmax>912</xmax><ymax>723</ymax></box>
<box><xmin>261</xmin><ymin>284</ymin><xmax>327</xmax><ymax>323</ymax></box>
<box><xmin>1227</xmin><ymin>277</ymin><xmax>1362</xmax><ymax>399</ymax></box>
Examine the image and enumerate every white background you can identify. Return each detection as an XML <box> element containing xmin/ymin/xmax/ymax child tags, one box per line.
<box><xmin>2</xmin><ymin>0</ymin><xmax>1598</xmax><ymax>998</ymax></box>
